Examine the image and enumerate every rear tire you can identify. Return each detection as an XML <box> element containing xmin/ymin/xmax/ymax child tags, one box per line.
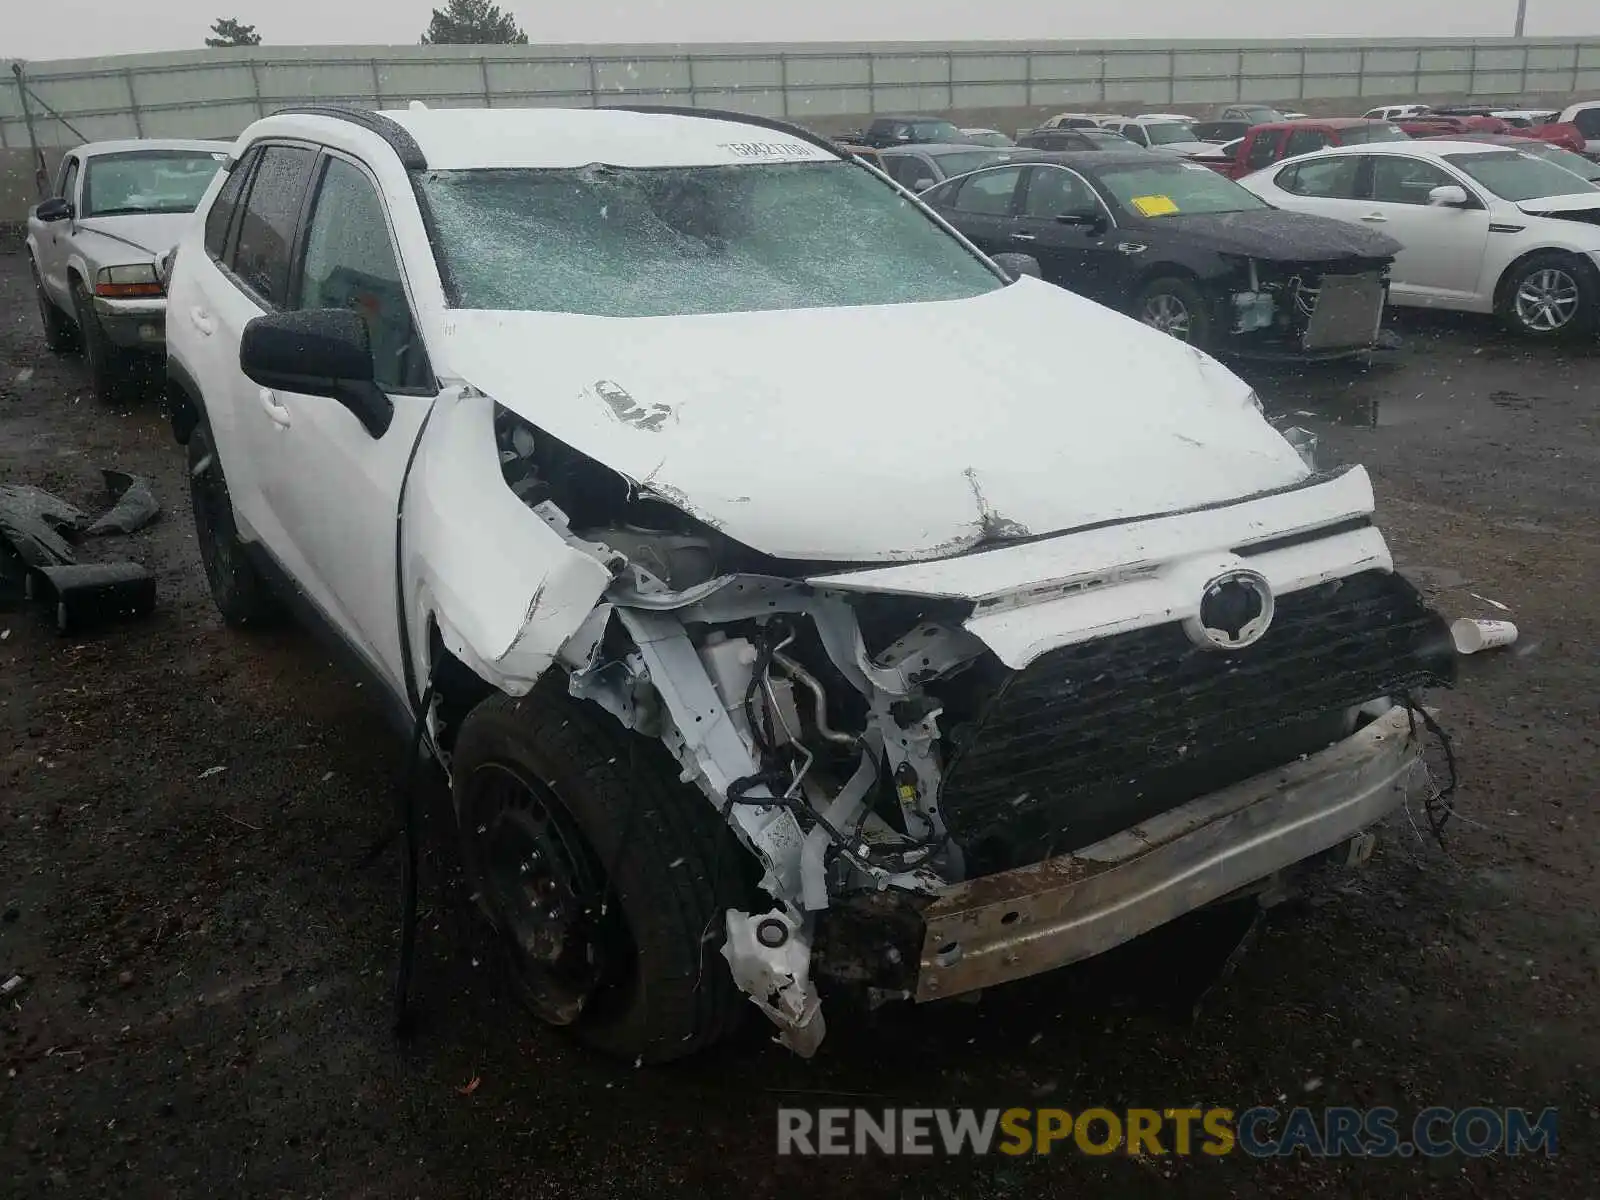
<box><xmin>1135</xmin><ymin>275</ymin><xmax>1214</xmax><ymax>348</ymax></box>
<box><xmin>71</xmin><ymin>279</ymin><xmax>137</xmax><ymax>403</ymax></box>
<box><xmin>31</xmin><ymin>259</ymin><xmax>77</xmax><ymax>353</ymax></box>
<box><xmin>1497</xmin><ymin>251</ymin><xmax>1598</xmax><ymax>339</ymax></box>
<box><xmin>188</xmin><ymin>420</ymin><xmax>283</xmax><ymax>627</ymax></box>
<box><xmin>452</xmin><ymin>685</ymin><xmax>750</xmax><ymax>1063</ymax></box>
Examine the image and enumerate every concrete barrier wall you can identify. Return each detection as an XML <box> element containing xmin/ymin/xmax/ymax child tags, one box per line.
<box><xmin>5</xmin><ymin>37</ymin><xmax>1600</xmax><ymax>220</ymax></box>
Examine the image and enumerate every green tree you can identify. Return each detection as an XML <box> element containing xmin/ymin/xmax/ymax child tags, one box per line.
<box><xmin>420</xmin><ymin>0</ymin><xmax>528</xmax><ymax>44</ymax></box>
<box><xmin>204</xmin><ymin>17</ymin><xmax>261</xmax><ymax>47</ymax></box>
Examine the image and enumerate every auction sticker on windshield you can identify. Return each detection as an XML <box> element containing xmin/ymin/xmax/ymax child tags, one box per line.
<box><xmin>719</xmin><ymin>140</ymin><xmax>826</xmax><ymax>160</ymax></box>
<box><xmin>1131</xmin><ymin>194</ymin><xmax>1179</xmax><ymax>216</ymax></box>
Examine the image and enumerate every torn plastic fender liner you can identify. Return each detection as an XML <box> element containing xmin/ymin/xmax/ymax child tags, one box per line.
<box><xmin>400</xmin><ymin>390</ymin><xmax>614</xmax><ymax>695</ymax></box>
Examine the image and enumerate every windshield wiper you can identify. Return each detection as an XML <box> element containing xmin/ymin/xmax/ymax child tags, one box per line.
<box><xmin>87</xmin><ymin>206</ymin><xmax>189</xmax><ymax>217</ymax></box>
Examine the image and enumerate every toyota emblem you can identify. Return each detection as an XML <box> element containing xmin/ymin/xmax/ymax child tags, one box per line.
<box><xmin>1186</xmin><ymin>570</ymin><xmax>1275</xmax><ymax>651</ymax></box>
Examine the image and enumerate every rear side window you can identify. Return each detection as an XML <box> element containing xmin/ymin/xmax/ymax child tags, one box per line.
<box><xmin>1277</xmin><ymin>157</ymin><xmax>1363</xmax><ymax>199</ymax></box>
<box><xmin>949</xmin><ymin>167</ymin><xmax>1023</xmax><ymax>215</ymax></box>
<box><xmin>1246</xmin><ymin>133</ymin><xmax>1281</xmax><ymax>171</ymax></box>
<box><xmin>231</xmin><ymin>144</ymin><xmax>317</xmax><ymax>308</ymax></box>
<box><xmin>1574</xmin><ymin>108</ymin><xmax>1600</xmax><ymax>137</ymax></box>
<box><xmin>204</xmin><ymin>148</ymin><xmax>257</xmax><ymax>261</ymax></box>
<box><xmin>883</xmin><ymin>155</ymin><xmax>930</xmax><ymax>188</ymax></box>
<box><xmin>1284</xmin><ymin>129</ymin><xmax>1330</xmax><ymax>158</ymax></box>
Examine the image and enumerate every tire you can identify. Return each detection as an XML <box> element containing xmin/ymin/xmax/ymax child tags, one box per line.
<box><xmin>30</xmin><ymin>259</ymin><xmax>77</xmax><ymax>353</ymax></box>
<box><xmin>1135</xmin><ymin>275</ymin><xmax>1214</xmax><ymax>348</ymax></box>
<box><xmin>188</xmin><ymin>419</ymin><xmax>283</xmax><ymax>627</ymax></box>
<box><xmin>452</xmin><ymin>685</ymin><xmax>751</xmax><ymax>1063</ymax></box>
<box><xmin>71</xmin><ymin>279</ymin><xmax>137</xmax><ymax>403</ymax></box>
<box><xmin>1497</xmin><ymin>251</ymin><xmax>1599</xmax><ymax>340</ymax></box>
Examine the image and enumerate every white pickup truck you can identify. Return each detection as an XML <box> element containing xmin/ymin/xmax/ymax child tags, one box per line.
<box><xmin>27</xmin><ymin>138</ymin><xmax>228</xmax><ymax>401</ymax></box>
<box><xmin>162</xmin><ymin>103</ymin><xmax>1457</xmax><ymax>1064</ymax></box>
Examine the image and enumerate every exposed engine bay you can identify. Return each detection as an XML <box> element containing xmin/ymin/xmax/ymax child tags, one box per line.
<box><xmin>476</xmin><ymin>404</ymin><xmax>1455</xmax><ymax>1055</ymax></box>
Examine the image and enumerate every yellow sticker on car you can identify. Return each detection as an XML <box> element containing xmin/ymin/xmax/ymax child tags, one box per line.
<box><xmin>1131</xmin><ymin>194</ymin><xmax>1179</xmax><ymax>216</ymax></box>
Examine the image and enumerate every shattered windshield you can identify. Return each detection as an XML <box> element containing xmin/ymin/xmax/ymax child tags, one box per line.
<box><xmin>419</xmin><ymin>161</ymin><xmax>1002</xmax><ymax>316</ymax></box>
<box><xmin>83</xmin><ymin>150</ymin><xmax>224</xmax><ymax>216</ymax></box>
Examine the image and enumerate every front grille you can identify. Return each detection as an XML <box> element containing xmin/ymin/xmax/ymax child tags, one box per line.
<box><xmin>937</xmin><ymin>570</ymin><xmax>1454</xmax><ymax>874</ymax></box>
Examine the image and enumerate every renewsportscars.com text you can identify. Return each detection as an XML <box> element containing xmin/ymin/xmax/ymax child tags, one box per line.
<box><xmin>777</xmin><ymin>1106</ymin><xmax>1558</xmax><ymax>1158</ymax></box>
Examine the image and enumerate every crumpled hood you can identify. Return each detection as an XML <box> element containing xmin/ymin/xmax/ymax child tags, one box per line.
<box><xmin>73</xmin><ymin>213</ymin><xmax>193</xmax><ymax>263</ymax></box>
<box><xmin>441</xmin><ymin>278</ymin><xmax>1310</xmax><ymax>562</ymax></box>
<box><xmin>1157</xmin><ymin>209</ymin><xmax>1402</xmax><ymax>261</ymax></box>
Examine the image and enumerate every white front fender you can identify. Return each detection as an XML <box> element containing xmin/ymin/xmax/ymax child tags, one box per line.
<box><xmin>401</xmin><ymin>390</ymin><xmax>613</xmax><ymax>696</ymax></box>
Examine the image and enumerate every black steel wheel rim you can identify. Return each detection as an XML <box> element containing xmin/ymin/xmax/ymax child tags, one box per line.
<box><xmin>466</xmin><ymin>762</ymin><xmax>634</xmax><ymax>1021</ymax></box>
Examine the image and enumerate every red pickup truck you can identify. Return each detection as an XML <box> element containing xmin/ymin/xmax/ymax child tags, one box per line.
<box><xmin>1192</xmin><ymin>118</ymin><xmax>1409</xmax><ymax>179</ymax></box>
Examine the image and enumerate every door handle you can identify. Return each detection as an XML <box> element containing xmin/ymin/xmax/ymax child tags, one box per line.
<box><xmin>1359</xmin><ymin>213</ymin><xmax>1388</xmax><ymax>223</ymax></box>
<box><xmin>1011</xmin><ymin>231</ymin><xmax>1037</xmax><ymax>242</ymax></box>
<box><xmin>259</xmin><ymin>388</ymin><xmax>291</xmax><ymax>429</ymax></box>
<box><xmin>189</xmin><ymin>307</ymin><xmax>214</xmax><ymax>336</ymax></box>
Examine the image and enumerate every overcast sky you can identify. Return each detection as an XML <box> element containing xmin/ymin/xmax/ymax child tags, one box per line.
<box><xmin>8</xmin><ymin>0</ymin><xmax>1596</xmax><ymax>62</ymax></box>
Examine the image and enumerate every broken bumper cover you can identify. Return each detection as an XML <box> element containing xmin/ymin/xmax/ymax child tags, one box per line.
<box><xmin>913</xmin><ymin>704</ymin><xmax>1424</xmax><ymax>1001</ymax></box>
<box><xmin>92</xmin><ymin>295</ymin><xmax>167</xmax><ymax>350</ymax></box>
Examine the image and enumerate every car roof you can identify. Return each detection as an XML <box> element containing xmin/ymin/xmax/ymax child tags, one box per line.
<box><xmin>1453</xmin><ymin>132</ymin><xmax>1544</xmax><ymax>146</ymax></box>
<box><xmin>871</xmin><ymin>114</ymin><xmax>952</xmax><ymax>122</ymax></box>
<box><xmin>882</xmin><ymin>142</ymin><xmax>1013</xmax><ymax>157</ymax></box>
<box><xmin>1273</xmin><ymin>117</ymin><xmax>1396</xmax><ymax>130</ymax></box>
<box><xmin>255</xmin><ymin>107</ymin><xmax>844</xmax><ymax>171</ymax></box>
<box><xmin>72</xmin><ymin>138</ymin><xmax>232</xmax><ymax>158</ymax></box>
<box><xmin>1296</xmin><ymin>138</ymin><xmax>1526</xmax><ymax>159</ymax></box>
<box><xmin>998</xmin><ymin>150</ymin><xmax>1178</xmax><ymax>169</ymax></box>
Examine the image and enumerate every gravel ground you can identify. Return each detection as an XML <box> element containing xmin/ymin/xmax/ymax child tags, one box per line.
<box><xmin>2</xmin><ymin>244</ymin><xmax>1598</xmax><ymax>1198</ymax></box>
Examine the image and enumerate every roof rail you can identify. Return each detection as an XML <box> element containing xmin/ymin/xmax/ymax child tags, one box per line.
<box><xmin>604</xmin><ymin>104</ymin><xmax>844</xmax><ymax>157</ymax></box>
<box><xmin>268</xmin><ymin>103</ymin><xmax>428</xmax><ymax>170</ymax></box>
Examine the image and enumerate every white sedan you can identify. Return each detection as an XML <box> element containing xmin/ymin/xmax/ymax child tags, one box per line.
<box><xmin>1240</xmin><ymin>140</ymin><xmax>1600</xmax><ymax>338</ymax></box>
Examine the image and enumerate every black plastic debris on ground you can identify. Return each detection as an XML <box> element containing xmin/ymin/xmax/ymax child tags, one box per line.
<box><xmin>0</xmin><ymin>473</ymin><xmax>160</xmax><ymax>633</ymax></box>
<box><xmin>85</xmin><ymin>469</ymin><xmax>161</xmax><ymax>536</ymax></box>
<box><xmin>0</xmin><ymin>483</ymin><xmax>84</xmax><ymax>570</ymax></box>
<box><xmin>27</xmin><ymin>562</ymin><xmax>157</xmax><ymax>634</ymax></box>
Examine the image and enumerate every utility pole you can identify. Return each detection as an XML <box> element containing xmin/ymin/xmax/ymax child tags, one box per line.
<box><xmin>1514</xmin><ymin>0</ymin><xmax>1528</xmax><ymax>37</ymax></box>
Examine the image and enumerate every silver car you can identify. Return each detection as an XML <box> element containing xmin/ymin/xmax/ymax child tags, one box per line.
<box><xmin>27</xmin><ymin>138</ymin><xmax>230</xmax><ymax>401</ymax></box>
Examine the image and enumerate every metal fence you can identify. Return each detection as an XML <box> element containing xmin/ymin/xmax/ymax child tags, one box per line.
<box><xmin>6</xmin><ymin>37</ymin><xmax>1600</xmax><ymax>145</ymax></box>
<box><xmin>4</xmin><ymin>38</ymin><xmax>1599</xmax><ymax>218</ymax></box>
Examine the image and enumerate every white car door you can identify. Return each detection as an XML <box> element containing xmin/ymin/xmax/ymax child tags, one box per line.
<box><xmin>35</xmin><ymin>155</ymin><xmax>81</xmax><ymax>305</ymax></box>
<box><xmin>184</xmin><ymin>142</ymin><xmax>322</xmax><ymax>557</ymax></box>
<box><xmin>247</xmin><ymin>152</ymin><xmax>438</xmax><ymax>695</ymax></box>
<box><xmin>1360</xmin><ymin>155</ymin><xmax>1491</xmax><ymax>302</ymax></box>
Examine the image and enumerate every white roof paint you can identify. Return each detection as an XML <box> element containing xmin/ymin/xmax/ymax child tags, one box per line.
<box><xmin>378</xmin><ymin>107</ymin><xmax>840</xmax><ymax>171</ymax></box>
<box><xmin>69</xmin><ymin>138</ymin><xmax>232</xmax><ymax>158</ymax></box>
<box><xmin>1294</xmin><ymin>139</ymin><xmax>1532</xmax><ymax>159</ymax></box>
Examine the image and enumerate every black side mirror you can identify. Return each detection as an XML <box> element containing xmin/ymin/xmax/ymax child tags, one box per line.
<box><xmin>239</xmin><ymin>308</ymin><xmax>393</xmax><ymax>438</ymax></box>
<box><xmin>35</xmin><ymin>197</ymin><xmax>72</xmax><ymax>222</ymax></box>
<box><xmin>991</xmin><ymin>252</ymin><xmax>1042</xmax><ymax>281</ymax></box>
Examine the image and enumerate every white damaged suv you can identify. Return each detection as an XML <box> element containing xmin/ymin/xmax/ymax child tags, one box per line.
<box><xmin>164</xmin><ymin>104</ymin><xmax>1455</xmax><ymax>1062</ymax></box>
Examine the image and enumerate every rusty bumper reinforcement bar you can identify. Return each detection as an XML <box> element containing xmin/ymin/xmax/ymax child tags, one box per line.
<box><xmin>914</xmin><ymin>704</ymin><xmax>1425</xmax><ymax>1001</ymax></box>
